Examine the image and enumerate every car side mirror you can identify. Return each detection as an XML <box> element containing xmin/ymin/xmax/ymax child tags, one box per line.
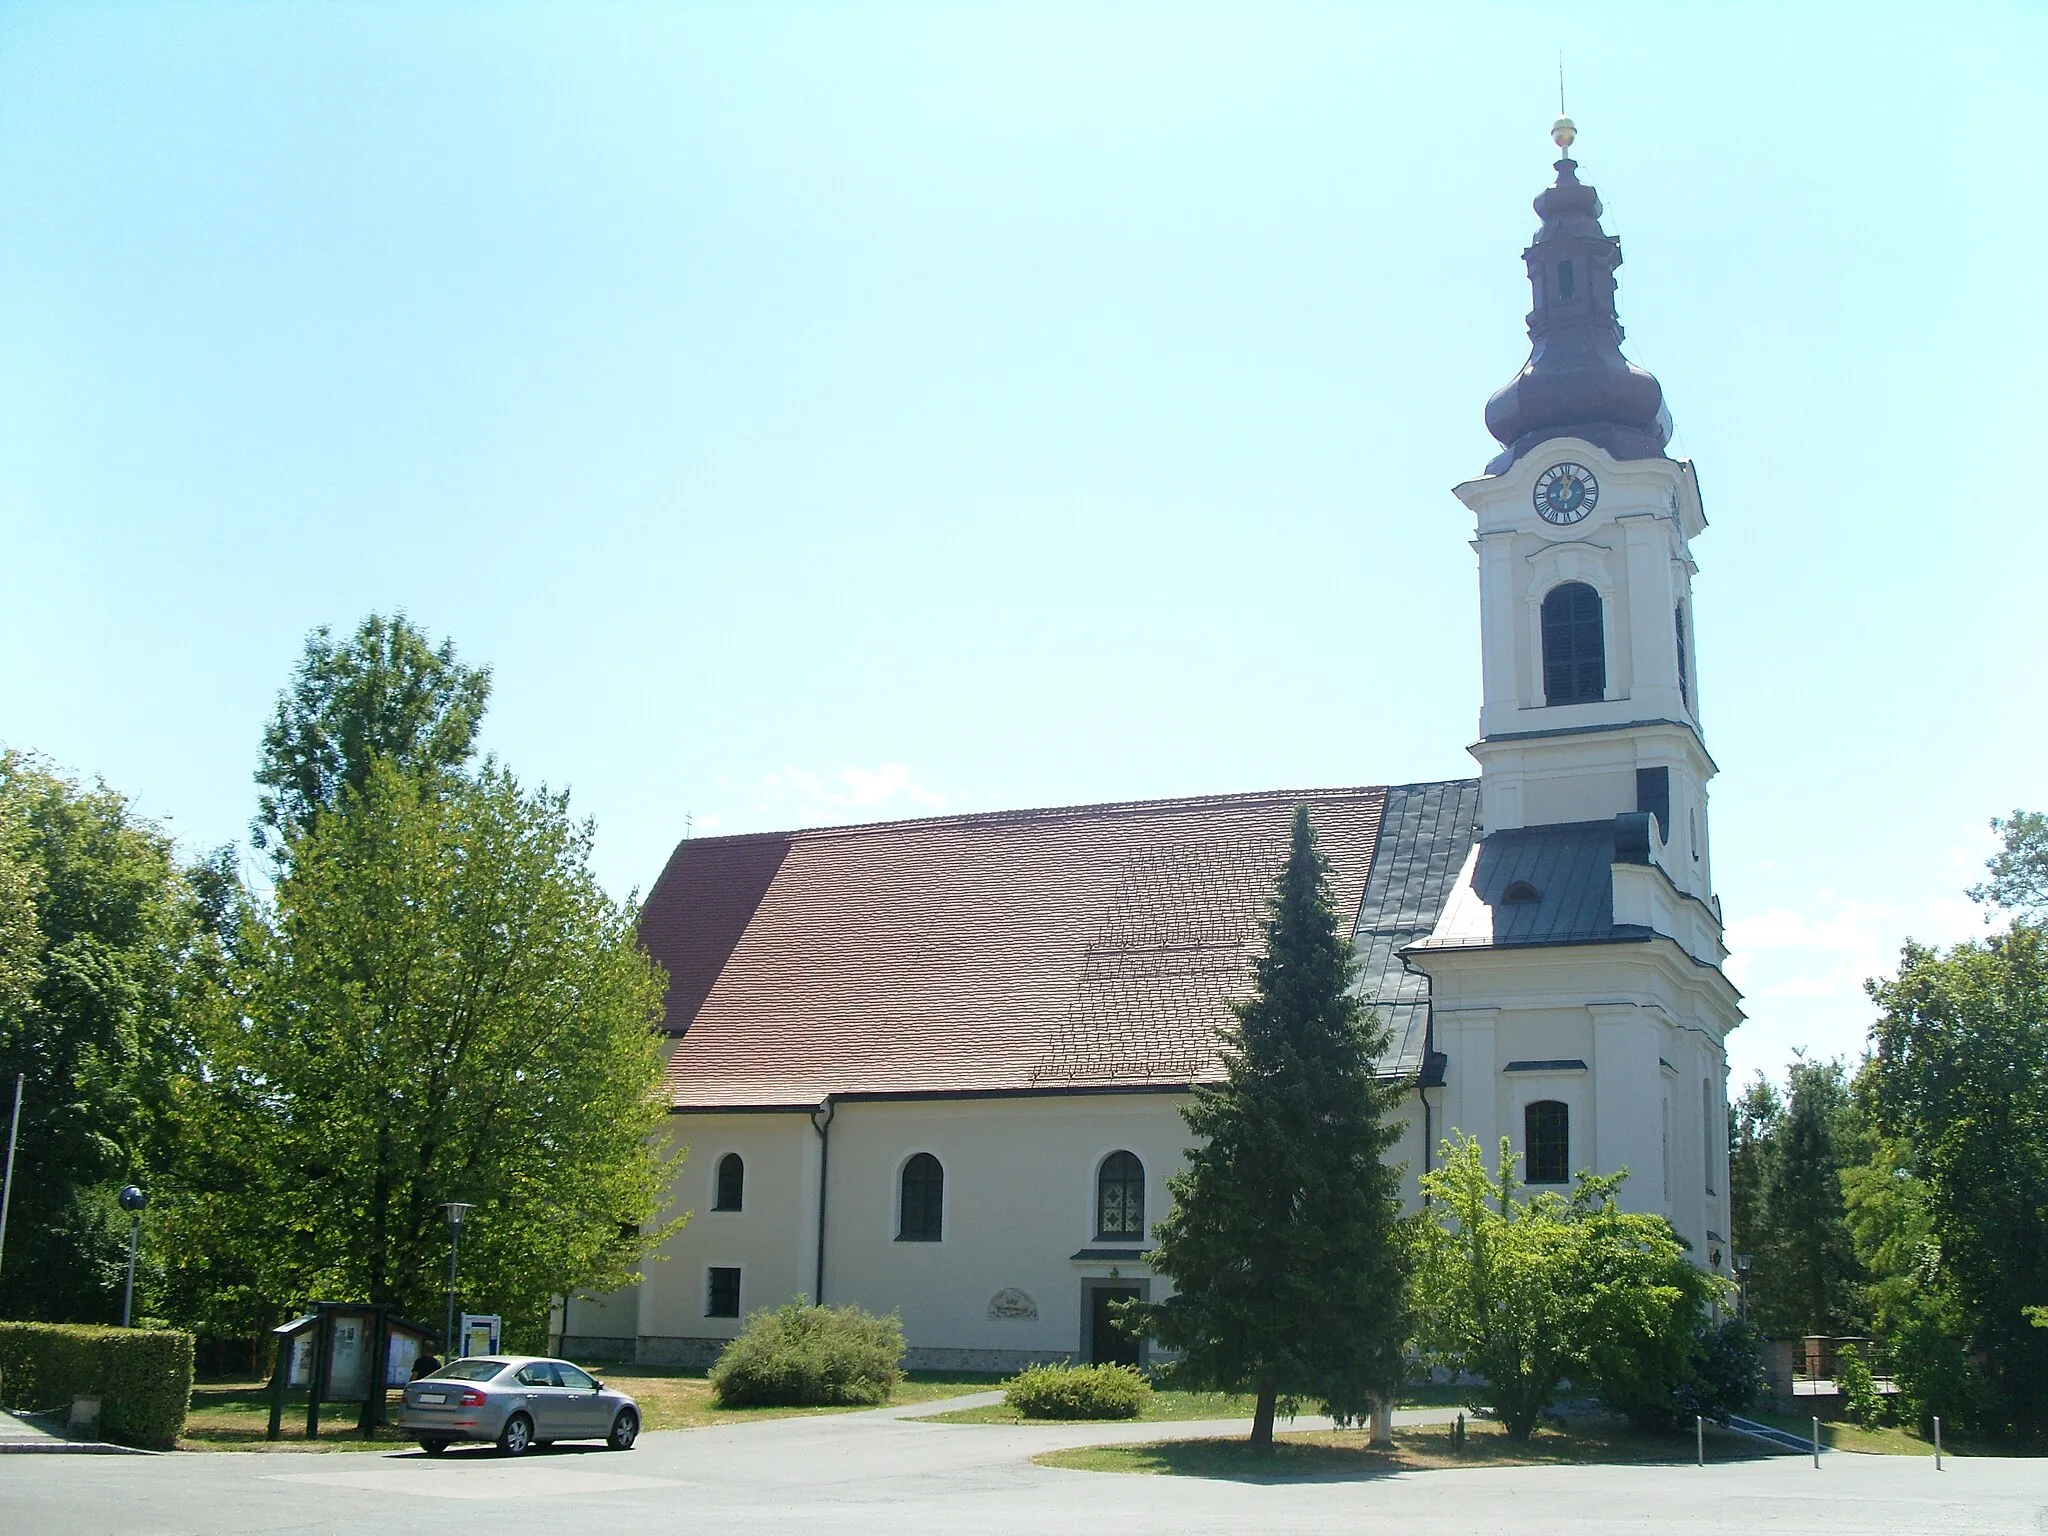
<box><xmin>591</xmin><ymin>1380</ymin><xmax>604</xmax><ymax>1392</ymax></box>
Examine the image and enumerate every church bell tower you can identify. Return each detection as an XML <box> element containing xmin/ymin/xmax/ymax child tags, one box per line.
<box><xmin>1407</xmin><ymin>120</ymin><xmax>1740</xmax><ymax>1268</ymax></box>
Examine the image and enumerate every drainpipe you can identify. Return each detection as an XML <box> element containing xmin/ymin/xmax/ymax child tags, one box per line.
<box><xmin>809</xmin><ymin>1096</ymin><xmax>835</xmax><ymax>1305</ymax></box>
<box><xmin>1420</xmin><ymin>1084</ymin><xmax>1432</xmax><ymax>1179</ymax></box>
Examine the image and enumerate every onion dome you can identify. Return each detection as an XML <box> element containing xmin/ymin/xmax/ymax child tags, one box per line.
<box><xmin>1483</xmin><ymin>129</ymin><xmax>1672</xmax><ymax>475</ymax></box>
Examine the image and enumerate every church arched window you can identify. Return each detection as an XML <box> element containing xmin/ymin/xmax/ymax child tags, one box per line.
<box><xmin>1541</xmin><ymin>582</ymin><xmax>1606</xmax><ymax>706</ymax></box>
<box><xmin>897</xmin><ymin>1153</ymin><xmax>944</xmax><ymax>1242</ymax></box>
<box><xmin>1525</xmin><ymin>1100</ymin><xmax>1570</xmax><ymax>1185</ymax></box>
<box><xmin>1095</xmin><ymin>1151</ymin><xmax>1145</xmax><ymax>1240</ymax></box>
<box><xmin>714</xmin><ymin>1152</ymin><xmax>744</xmax><ymax>1212</ymax></box>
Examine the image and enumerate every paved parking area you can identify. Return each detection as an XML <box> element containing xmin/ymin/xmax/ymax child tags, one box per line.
<box><xmin>2</xmin><ymin>1395</ymin><xmax>2041</xmax><ymax>1536</ymax></box>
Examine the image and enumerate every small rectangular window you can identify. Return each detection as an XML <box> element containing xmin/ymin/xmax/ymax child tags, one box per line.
<box><xmin>1557</xmin><ymin>260</ymin><xmax>1576</xmax><ymax>300</ymax></box>
<box><xmin>706</xmin><ymin>1266</ymin><xmax>741</xmax><ymax>1318</ymax></box>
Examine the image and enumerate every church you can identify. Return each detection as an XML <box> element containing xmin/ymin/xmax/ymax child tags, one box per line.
<box><xmin>563</xmin><ymin>122</ymin><xmax>1742</xmax><ymax>1370</ymax></box>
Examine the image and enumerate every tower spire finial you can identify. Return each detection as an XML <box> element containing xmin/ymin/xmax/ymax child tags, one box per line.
<box><xmin>1553</xmin><ymin>55</ymin><xmax>1576</xmax><ymax>158</ymax></box>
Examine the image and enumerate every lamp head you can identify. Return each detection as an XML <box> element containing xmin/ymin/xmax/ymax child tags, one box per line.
<box><xmin>440</xmin><ymin>1200</ymin><xmax>473</xmax><ymax>1228</ymax></box>
<box><xmin>118</xmin><ymin>1185</ymin><xmax>148</xmax><ymax>1213</ymax></box>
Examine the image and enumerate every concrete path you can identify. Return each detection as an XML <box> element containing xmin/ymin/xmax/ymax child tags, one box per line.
<box><xmin>0</xmin><ymin>1406</ymin><xmax>146</xmax><ymax>1455</ymax></box>
<box><xmin>0</xmin><ymin>1392</ymin><xmax>2040</xmax><ymax>1534</ymax></box>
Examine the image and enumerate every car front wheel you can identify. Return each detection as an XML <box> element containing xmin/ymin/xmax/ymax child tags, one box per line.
<box><xmin>498</xmin><ymin>1413</ymin><xmax>534</xmax><ymax>1457</ymax></box>
<box><xmin>419</xmin><ymin>1439</ymin><xmax>449</xmax><ymax>1457</ymax></box>
<box><xmin>607</xmin><ymin>1408</ymin><xmax>639</xmax><ymax>1451</ymax></box>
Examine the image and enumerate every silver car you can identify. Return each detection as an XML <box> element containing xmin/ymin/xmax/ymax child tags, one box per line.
<box><xmin>400</xmin><ymin>1356</ymin><xmax>640</xmax><ymax>1456</ymax></box>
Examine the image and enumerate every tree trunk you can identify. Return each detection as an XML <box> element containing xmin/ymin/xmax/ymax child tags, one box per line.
<box><xmin>1368</xmin><ymin>1395</ymin><xmax>1393</xmax><ymax>1447</ymax></box>
<box><xmin>1249</xmin><ymin>1381</ymin><xmax>1278</xmax><ymax>1453</ymax></box>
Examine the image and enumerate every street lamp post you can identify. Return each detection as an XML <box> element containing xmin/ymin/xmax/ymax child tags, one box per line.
<box><xmin>440</xmin><ymin>1202</ymin><xmax>473</xmax><ymax>1355</ymax></box>
<box><xmin>1735</xmin><ymin>1253</ymin><xmax>1752</xmax><ymax>1323</ymax></box>
<box><xmin>118</xmin><ymin>1185</ymin><xmax>148</xmax><ymax>1326</ymax></box>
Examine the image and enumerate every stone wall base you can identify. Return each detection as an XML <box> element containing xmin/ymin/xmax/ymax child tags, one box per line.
<box><xmin>633</xmin><ymin>1336</ymin><xmax>728</xmax><ymax>1369</ymax></box>
<box><xmin>902</xmin><ymin>1346</ymin><xmax>1073</xmax><ymax>1374</ymax></box>
<box><xmin>560</xmin><ymin>1335</ymin><xmax>637</xmax><ymax>1364</ymax></box>
<box><xmin>623</xmin><ymin>1337</ymin><xmax>1073</xmax><ymax>1376</ymax></box>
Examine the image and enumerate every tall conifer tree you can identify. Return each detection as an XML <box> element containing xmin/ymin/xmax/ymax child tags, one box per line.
<box><xmin>1138</xmin><ymin>804</ymin><xmax>1412</xmax><ymax>1450</ymax></box>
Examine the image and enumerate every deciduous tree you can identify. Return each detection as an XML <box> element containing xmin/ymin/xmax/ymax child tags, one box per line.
<box><xmin>253</xmin><ymin>613</ymin><xmax>490</xmax><ymax>857</ymax></box>
<box><xmin>1866</xmin><ymin>923</ymin><xmax>2048</xmax><ymax>1438</ymax></box>
<box><xmin>0</xmin><ymin>752</ymin><xmax>207</xmax><ymax>1321</ymax></box>
<box><xmin>167</xmin><ymin>761</ymin><xmax>681</xmax><ymax>1347</ymax></box>
<box><xmin>1411</xmin><ymin>1135</ymin><xmax>1722</xmax><ymax>1440</ymax></box>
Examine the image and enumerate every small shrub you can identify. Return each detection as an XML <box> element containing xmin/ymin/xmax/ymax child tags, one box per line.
<box><xmin>0</xmin><ymin>1323</ymin><xmax>194</xmax><ymax>1449</ymax></box>
<box><xmin>1836</xmin><ymin>1342</ymin><xmax>1886</xmax><ymax>1429</ymax></box>
<box><xmin>1003</xmin><ymin>1362</ymin><xmax>1150</xmax><ymax>1420</ymax></box>
<box><xmin>709</xmin><ymin>1301</ymin><xmax>903</xmax><ymax>1407</ymax></box>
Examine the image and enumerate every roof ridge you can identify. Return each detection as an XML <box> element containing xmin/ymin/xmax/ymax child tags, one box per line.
<box><xmin>672</xmin><ymin>784</ymin><xmax>1391</xmax><ymax>847</ymax></box>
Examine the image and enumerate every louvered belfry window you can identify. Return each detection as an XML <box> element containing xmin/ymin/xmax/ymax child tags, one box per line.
<box><xmin>898</xmin><ymin>1153</ymin><xmax>944</xmax><ymax>1241</ymax></box>
<box><xmin>1096</xmin><ymin>1151</ymin><xmax>1146</xmax><ymax>1239</ymax></box>
<box><xmin>1541</xmin><ymin>582</ymin><xmax>1606</xmax><ymax>705</ymax></box>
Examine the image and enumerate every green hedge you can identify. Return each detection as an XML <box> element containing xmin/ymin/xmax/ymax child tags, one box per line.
<box><xmin>709</xmin><ymin>1300</ymin><xmax>904</xmax><ymax>1407</ymax></box>
<box><xmin>1003</xmin><ymin>1361</ymin><xmax>1150</xmax><ymax>1420</ymax></box>
<box><xmin>0</xmin><ymin>1323</ymin><xmax>194</xmax><ymax>1448</ymax></box>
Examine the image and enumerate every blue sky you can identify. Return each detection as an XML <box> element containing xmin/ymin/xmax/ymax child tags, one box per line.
<box><xmin>2</xmin><ymin>3</ymin><xmax>2042</xmax><ymax>1088</ymax></box>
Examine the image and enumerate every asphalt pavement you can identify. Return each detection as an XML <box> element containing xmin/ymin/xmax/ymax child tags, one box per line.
<box><xmin>1</xmin><ymin>1392</ymin><xmax>2040</xmax><ymax>1535</ymax></box>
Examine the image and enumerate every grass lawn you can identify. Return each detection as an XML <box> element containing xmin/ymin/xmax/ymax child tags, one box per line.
<box><xmin>913</xmin><ymin>1379</ymin><xmax>1476</xmax><ymax>1426</ymax></box>
<box><xmin>1034</xmin><ymin>1418</ymin><xmax>1772</xmax><ymax>1479</ymax></box>
<box><xmin>181</xmin><ymin>1368</ymin><xmax>1004</xmax><ymax>1452</ymax></box>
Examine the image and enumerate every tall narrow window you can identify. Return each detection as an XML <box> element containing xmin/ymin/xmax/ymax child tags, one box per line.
<box><xmin>1703</xmin><ymin>1080</ymin><xmax>1717</xmax><ymax>1194</ymax></box>
<box><xmin>1525</xmin><ymin>1101</ymin><xmax>1569</xmax><ymax>1184</ymax></box>
<box><xmin>706</xmin><ymin>1266</ymin><xmax>741</xmax><ymax>1318</ymax></box>
<box><xmin>1096</xmin><ymin>1151</ymin><xmax>1146</xmax><ymax>1239</ymax></box>
<box><xmin>1662</xmin><ymin>1099</ymin><xmax>1673</xmax><ymax>1204</ymax></box>
<box><xmin>1541</xmin><ymin>582</ymin><xmax>1606</xmax><ymax>705</ymax></box>
<box><xmin>1557</xmin><ymin>260</ymin><xmax>1576</xmax><ymax>300</ymax></box>
<box><xmin>1675</xmin><ymin>605</ymin><xmax>1691</xmax><ymax>709</ymax></box>
<box><xmin>714</xmin><ymin>1152</ymin><xmax>744</xmax><ymax>1212</ymax></box>
<box><xmin>898</xmin><ymin>1153</ymin><xmax>944</xmax><ymax>1242</ymax></box>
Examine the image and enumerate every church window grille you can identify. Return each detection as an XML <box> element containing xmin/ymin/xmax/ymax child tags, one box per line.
<box><xmin>898</xmin><ymin>1153</ymin><xmax>944</xmax><ymax>1242</ymax></box>
<box><xmin>714</xmin><ymin>1152</ymin><xmax>744</xmax><ymax>1212</ymax></box>
<box><xmin>1541</xmin><ymin>582</ymin><xmax>1606</xmax><ymax>705</ymax></box>
<box><xmin>1557</xmin><ymin>260</ymin><xmax>1576</xmax><ymax>301</ymax></box>
<box><xmin>1096</xmin><ymin>1151</ymin><xmax>1146</xmax><ymax>1239</ymax></box>
<box><xmin>1525</xmin><ymin>1100</ymin><xmax>1569</xmax><ymax>1185</ymax></box>
<box><xmin>706</xmin><ymin>1266</ymin><xmax>741</xmax><ymax>1318</ymax></box>
<box><xmin>1675</xmin><ymin>605</ymin><xmax>1691</xmax><ymax>709</ymax></box>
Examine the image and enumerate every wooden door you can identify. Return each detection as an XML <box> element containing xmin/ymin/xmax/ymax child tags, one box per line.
<box><xmin>1088</xmin><ymin>1285</ymin><xmax>1142</xmax><ymax>1367</ymax></box>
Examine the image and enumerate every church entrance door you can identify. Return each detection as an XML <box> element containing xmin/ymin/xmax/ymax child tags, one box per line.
<box><xmin>1086</xmin><ymin>1284</ymin><xmax>1143</xmax><ymax>1368</ymax></box>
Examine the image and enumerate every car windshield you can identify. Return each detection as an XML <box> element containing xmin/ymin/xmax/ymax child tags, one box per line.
<box><xmin>430</xmin><ymin>1358</ymin><xmax>511</xmax><ymax>1382</ymax></box>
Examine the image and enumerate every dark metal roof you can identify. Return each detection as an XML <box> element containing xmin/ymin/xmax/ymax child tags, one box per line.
<box><xmin>1351</xmin><ymin>780</ymin><xmax>1483</xmax><ymax>1077</ymax></box>
<box><xmin>1410</xmin><ymin>818</ymin><xmax>1654</xmax><ymax>953</ymax></box>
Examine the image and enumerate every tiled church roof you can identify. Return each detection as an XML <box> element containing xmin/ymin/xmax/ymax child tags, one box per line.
<box><xmin>641</xmin><ymin>782</ymin><xmax>1480</xmax><ymax>1110</ymax></box>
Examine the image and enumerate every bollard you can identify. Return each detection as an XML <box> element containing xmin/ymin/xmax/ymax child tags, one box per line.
<box><xmin>1933</xmin><ymin>1415</ymin><xmax>1942</xmax><ymax>1470</ymax></box>
<box><xmin>1812</xmin><ymin>1415</ymin><xmax>1820</xmax><ymax>1468</ymax></box>
<box><xmin>1696</xmin><ymin>1414</ymin><xmax>1704</xmax><ymax>1466</ymax></box>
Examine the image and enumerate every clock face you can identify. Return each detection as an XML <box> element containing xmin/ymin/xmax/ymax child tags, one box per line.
<box><xmin>1533</xmin><ymin>461</ymin><xmax>1599</xmax><ymax>524</ymax></box>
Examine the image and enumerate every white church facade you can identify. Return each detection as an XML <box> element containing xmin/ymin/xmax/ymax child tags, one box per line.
<box><xmin>564</xmin><ymin>128</ymin><xmax>1742</xmax><ymax>1370</ymax></box>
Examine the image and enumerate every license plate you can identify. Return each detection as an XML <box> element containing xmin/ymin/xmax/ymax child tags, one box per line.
<box><xmin>417</xmin><ymin>1393</ymin><xmax>446</xmax><ymax>1404</ymax></box>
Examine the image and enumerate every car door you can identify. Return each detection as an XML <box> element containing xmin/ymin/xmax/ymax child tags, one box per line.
<box><xmin>510</xmin><ymin>1361</ymin><xmax>568</xmax><ymax>1438</ymax></box>
<box><xmin>550</xmin><ymin>1362</ymin><xmax>609</xmax><ymax>1437</ymax></box>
